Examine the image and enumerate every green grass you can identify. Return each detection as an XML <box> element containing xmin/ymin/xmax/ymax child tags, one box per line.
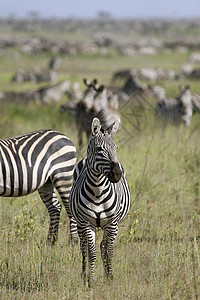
<box><xmin>1</xmin><ymin>25</ymin><xmax>200</xmax><ymax>299</ymax></box>
<box><xmin>1</xmin><ymin>124</ymin><xmax>200</xmax><ymax>299</ymax></box>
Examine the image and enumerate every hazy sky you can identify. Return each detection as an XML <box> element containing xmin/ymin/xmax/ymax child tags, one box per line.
<box><xmin>0</xmin><ymin>0</ymin><xmax>200</xmax><ymax>19</ymax></box>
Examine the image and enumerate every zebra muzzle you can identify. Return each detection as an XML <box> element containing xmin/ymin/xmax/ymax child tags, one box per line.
<box><xmin>108</xmin><ymin>162</ymin><xmax>122</xmax><ymax>183</ymax></box>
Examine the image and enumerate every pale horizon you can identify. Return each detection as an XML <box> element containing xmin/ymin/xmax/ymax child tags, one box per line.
<box><xmin>0</xmin><ymin>0</ymin><xmax>200</xmax><ymax>19</ymax></box>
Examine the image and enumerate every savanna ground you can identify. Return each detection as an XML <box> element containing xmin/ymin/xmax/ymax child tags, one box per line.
<box><xmin>0</xmin><ymin>18</ymin><xmax>200</xmax><ymax>299</ymax></box>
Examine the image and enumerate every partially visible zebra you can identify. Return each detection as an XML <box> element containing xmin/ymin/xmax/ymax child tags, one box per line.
<box><xmin>70</xmin><ymin>118</ymin><xmax>131</xmax><ymax>286</ymax></box>
<box><xmin>0</xmin><ymin>90</ymin><xmax>36</xmax><ymax>104</ymax></box>
<box><xmin>48</xmin><ymin>56</ymin><xmax>62</xmax><ymax>71</ymax></box>
<box><xmin>92</xmin><ymin>84</ymin><xmax>121</xmax><ymax>131</ymax></box>
<box><xmin>179</xmin><ymin>85</ymin><xmax>200</xmax><ymax>113</ymax></box>
<box><xmin>156</xmin><ymin>85</ymin><xmax>193</xmax><ymax>127</ymax></box>
<box><xmin>0</xmin><ymin>129</ymin><xmax>77</xmax><ymax>245</ymax></box>
<box><xmin>12</xmin><ymin>56</ymin><xmax>61</xmax><ymax>84</ymax></box>
<box><xmin>35</xmin><ymin>80</ymin><xmax>70</xmax><ymax>104</ymax></box>
<box><xmin>122</xmin><ymin>76</ymin><xmax>147</xmax><ymax>97</ymax></box>
<box><xmin>147</xmin><ymin>84</ymin><xmax>166</xmax><ymax>100</ymax></box>
<box><xmin>60</xmin><ymin>78</ymin><xmax>98</xmax><ymax>147</ymax></box>
<box><xmin>75</xmin><ymin>78</ymin><xmax>98</xmax><ymax>147</ymax></box>
<box><xmin>191</xmin><ymin>92</ymin><xmax>200</xmax><ymax>113</ymax></box>
<box><xmin>1</xmin><ymin>80</ymin><xmax>70</xmax><ymax>104</ymax></box>
<box><xmin>60</xmin><ymin>82</ymin><xmax>83</xmax><ymax>115</ymax></box>
<box><xmin>81</xmin><ymin>78</ymin><xmax>98</xmax><ymax>111</ymax></box>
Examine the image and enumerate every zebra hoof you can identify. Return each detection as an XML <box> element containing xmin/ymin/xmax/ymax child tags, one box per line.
<box><xmin>71</xmin><ymin>236</ymin><xmax>79</xmax><ymax>246</ymax></box>
<box><xmin>47</xmin><ymin>234</ymin><xmax>58</xmax><ymax>246</ymax></box>
<box><xmin>88</xmin><ymin>278</ymin><xmax>95</xmax><ymax>289</ymax></box>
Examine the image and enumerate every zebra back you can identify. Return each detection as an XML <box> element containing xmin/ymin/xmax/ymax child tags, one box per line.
<box><xmin>0</xmin><ymin>129</ymin><xmax>76</xmax><ymax>197</ymax></box>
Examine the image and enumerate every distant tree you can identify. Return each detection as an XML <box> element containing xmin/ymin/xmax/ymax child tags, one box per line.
<box><xmin>27</xmin><ymin>10</ymin><xmax>40</xmax><ymax>19</ymax></box>
<box><xmin>97</xmin><ymin>11</ymin><xmax>112</xmax><ymax>20</ymax></box>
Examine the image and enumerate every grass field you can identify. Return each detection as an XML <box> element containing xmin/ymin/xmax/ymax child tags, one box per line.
<box><xmin>0</xmin><ymin>19</ymin><xmax>200</xmax><ymax>299</ymax></box>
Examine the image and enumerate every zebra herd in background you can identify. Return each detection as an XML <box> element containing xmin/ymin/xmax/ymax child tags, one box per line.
<box><xmin>11</xmin><ymin>56</ymin><xmax>61</xmax><ymax>84</ymax></box>
<box><xmin>60</xmin><ymin>75</ymin><xmax>200</xmax><ymax>147</ymax></box>
<box><xmin>61</xmin><ymin>78</ymin><xmax>121</xmax><ymax>147</ymax></box>
<box><xmin>1</xmin><ymin>70</ymin><xmax>200</xmax><ymax>144</ymax></box>
<box><xmin>1</xmin><ymin>53</ymin><xmax>200</xmax><ymax>138</ymax></box>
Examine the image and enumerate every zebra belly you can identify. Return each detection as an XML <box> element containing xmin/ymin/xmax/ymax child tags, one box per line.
<box><xmin>79</xmin><ymin>197</ymin><xmax>119</xmax><ymax>228</ymax></box>
<box><xmin>0</xmin><ymin>164</ymin><xmax>43</xmax><ymax>197</ymax></box>
<box><xmin>85</xmin><ymin>212</ymin><xmax>116</xmax><ymax>228</ymax></box>
<box><xmin>0</xmin><ymin>185</ymin><xmax>38</xmax><ymax>197</ymax></box>
<box><xmin>0</xmin><ymin>179</ymin><xmax>39</xmax><ymax>197</ymax></box>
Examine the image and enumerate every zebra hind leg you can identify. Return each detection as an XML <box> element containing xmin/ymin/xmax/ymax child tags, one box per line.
<box><xmin>38</xmin><ymin>180</ymin><xmax>62</xmax><ymax>245</ymax></box>
<box><xmin>100</xmin><ymin>225</ymin><xmax>118</xmax><ymax>280</ymax></box>
<box><xmin>54</xmin><ymin>178</ymin><xmax>79</xmax><ymax>246</ymax></box>
<box><xmin>78</xmin><ymin>225</ymin><xmax>96</xmax><ymax>288</ymax></box>
<box><xmin>61</xmin><ymin>199</ymin><xmax>79</xmax><ymax>246</ymax></box>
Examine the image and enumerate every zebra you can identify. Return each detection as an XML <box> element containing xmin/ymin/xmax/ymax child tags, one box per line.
<box><xmin>179</xmin><ymin>85</ymin><xmax>200</xmax><ymax>114</ymax></box>
<box><xmin>48</xmin><ymin>56</ymin><xmax>62</xmax><ymax>71</ymax></box>
<box><xmin>69</xmin><ymin>118</ymin><xmax>131</xmax><ymax>287</ymax></box>
<box><xmin>1</xmin><ymin>81</ymin><xmax>70</xmax><ymax>105</ymax></box>
<box><xmin>75</xmin><ymin>78</ymin><xmax>98</xmax><ymax>147</ymax></box>
<box><xmin>0</xmin><ymin>89</ymin><xmax>37</xmax><ymax>104</ymax></box>
<box><xmin>0</xmin><ymin>129</ymin><xmax>77</xmax><ymax>245</ymax></box>
<box><xmin>191</xmin><ymin>92</ymin><xmax>200</xmax><ymax>113</ymax></box>
<box><xmin>60</xmin><ymin>82</ymin><xmax>83</xmax><ymax>115</ymax></box>
<box><xmin>92</xmin><ymin>84</ymin><xmax>121</xmax><ymax>132</ymax></box>
<box><xmin>81</xmin><ymin>78</ymin><xmax>98</xmax><ymax>111</ymax></box>
<box><xmin>35</xmin><ymin>80</ymin><xmax>70</xmax><ymax>104</ymax></box>
<box><xmin>147</xmin><ymin>84</ymin><xmax>166</xmax><ymax>100</ymax></box>
<box><xmin>156</xmin><ymin>85</ymin><xmax>193</xmax><ymax>127</ymax></box>
<box><xmin>122</xmin><ymin>76</ymin><xmax>147</xmax><ymax>97</ymax></box>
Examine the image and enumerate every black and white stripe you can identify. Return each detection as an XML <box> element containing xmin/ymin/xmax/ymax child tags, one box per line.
<box><xmin>0</xmin><ymin>129</ymin><xmax>77</xmax><ymax>245</ymax></box>
<box><xmin>70</xmin><ymin>118</ymin><xmax>130</xmax><ymax>286</ymax></box>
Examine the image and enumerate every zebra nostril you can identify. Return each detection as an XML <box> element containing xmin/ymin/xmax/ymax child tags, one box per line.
<box><xmin>108</xmin><ymin>162</ymin><xmax>122</xmax><ymax>183</ymax></box>
<box><xmin>110</xmin><ymin>170</ymin><xmax>115</xmax><ymax>177</ymax></box>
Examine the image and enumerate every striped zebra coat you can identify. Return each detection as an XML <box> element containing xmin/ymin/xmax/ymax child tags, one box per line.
<box><xmin>70</xmin><ymin>118</ymin><xmax>130</xmax><ymax>287</ymax></box>
<box><xmin>0</xmin><ymin>129</ymin><xmax>77</xmax><ymax>245</ymax></box>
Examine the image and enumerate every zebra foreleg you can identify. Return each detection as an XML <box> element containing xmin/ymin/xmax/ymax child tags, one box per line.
<box><xmin>78</xmin><ymin>225</ymin><xmax>96</xmax><ymax>288</ymax></box>
<box><xmin>79</xmin><ymin>234</ymin><xmax>88</xmax><ymax>285</ymax></box>
<box><xmin>101</xmin><ymin>225</ymin><xmax>118</xmax><ymax>280</ymax></box>
<box><xmin>38</xmin><ymin>181</ymin><xmax>62</xmax><ymax>245</ymax></box>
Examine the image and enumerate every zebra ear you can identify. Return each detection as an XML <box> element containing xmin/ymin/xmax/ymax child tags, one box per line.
<box><xmin>106</xmin><ymin>120</ymin><xmax>120</xmax><ymax>136</ymax></box>
<box><xmin>93</xmin><ymin>78</ymin><xmax>98</xmax><ymax>85</ymax></box>
<box><xmin>83</xmin><ymin>78</ymin><xmax>88</xmax><ymax>86</ymax></box>
<box><xmin>91</xmin><ymin>118</ymin><xmax>101</xmax><ymax>135</ymax></box>
<box><xmin>94</xmin><ymin>85</ymin><xmax>104</xmax><ymax>92</ymax></box>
